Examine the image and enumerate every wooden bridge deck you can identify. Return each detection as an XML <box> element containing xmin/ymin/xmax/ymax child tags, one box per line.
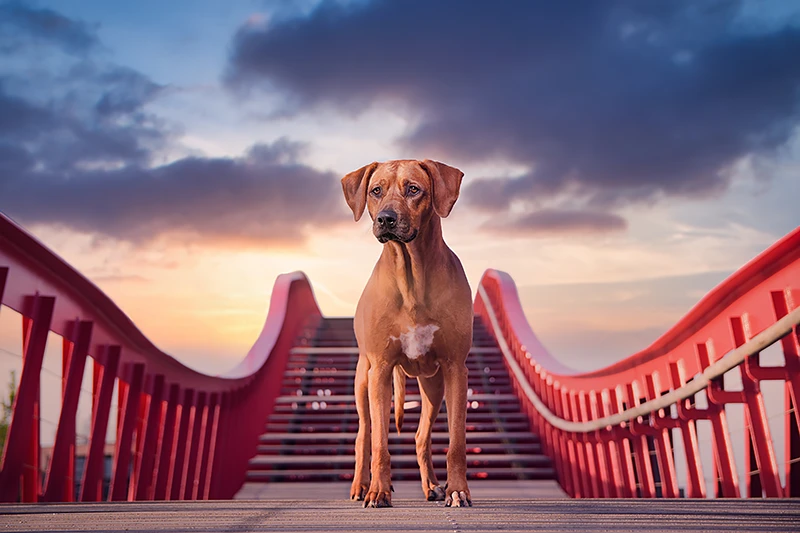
<box><xmin>2</xmin><ymin>495</ymin><xmax>798</xmax><ymax>533</ymax></box>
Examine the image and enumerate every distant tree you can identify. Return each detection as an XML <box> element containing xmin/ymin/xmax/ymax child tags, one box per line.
<box><xmin>0</xmin><ymin>370</ymin><xmax>17</xmax><ymax>455</ymax></box>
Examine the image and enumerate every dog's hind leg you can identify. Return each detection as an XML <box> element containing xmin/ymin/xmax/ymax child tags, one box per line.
<box><xmin>416</xmin><ymin>371</ymin><xmax>446</xmax><ymax>501</ymax></box>
<box><xmin>350</xmin><ymin>354</ymin><xmax>371</xmax><ymax>501</ymax></box>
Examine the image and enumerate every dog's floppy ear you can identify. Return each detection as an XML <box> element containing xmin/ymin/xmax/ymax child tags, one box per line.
<box><xmin>420</xmin><ymin>159</ymin><xmax>464</xmax><ymax>218</ymax></box>
<box><xmin>341</xmin><ymin>162</ymin><xmax>378</xmax><ymax>222</ymax></box>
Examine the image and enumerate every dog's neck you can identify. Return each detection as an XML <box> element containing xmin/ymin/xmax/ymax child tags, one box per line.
<box><xmin>381</xmin><ymin>215</ymin><xmax>448</xmax><ymax>315</ymax></box>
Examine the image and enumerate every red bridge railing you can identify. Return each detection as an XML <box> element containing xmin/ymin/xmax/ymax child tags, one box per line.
<box><xmin>0</xmin><ymin>212</ymin><xmax>322</xmax><ymax>502</ymax></box>
<box><xmin>475</xmin><ymin>226</ymin><xmax>800</xmax><ymax>498</ymax></box>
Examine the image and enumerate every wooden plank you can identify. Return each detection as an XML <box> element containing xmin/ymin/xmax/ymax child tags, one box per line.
<box><xmin>1</xmin><ymin>499</ymin><xmax>798</xmax><ymax>532</ymax></box>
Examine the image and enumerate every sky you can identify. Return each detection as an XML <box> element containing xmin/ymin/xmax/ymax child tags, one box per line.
<box><xmin>1</xmin><ymin>0</ymin><xmax>799</xmax><ymax>386</ymax></box>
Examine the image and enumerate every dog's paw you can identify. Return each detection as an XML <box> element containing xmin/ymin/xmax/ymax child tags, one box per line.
<box><xmin>426</xmin><ymin>485</ymin><xmax>446</xmax><ymax>501</ymax></box>
<box><xmin>445</xmin><ymin>490</ymin><xmax>472</xmax><ymax>508</ymax></box>
<box><xmin>363</xmin><ymin>490</ymin><xmax>392</xmax><ymax>508</ymax></box>
<box><xmin>350</xmin><ymin>483</ymin><xmax>368</xmax><ymax>501</ymax></box>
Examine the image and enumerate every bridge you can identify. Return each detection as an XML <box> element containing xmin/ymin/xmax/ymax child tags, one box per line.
<box><xmin>0</xmin><ymin>211</ymin><xmax>799</xmax><ymax>532</ymax></box>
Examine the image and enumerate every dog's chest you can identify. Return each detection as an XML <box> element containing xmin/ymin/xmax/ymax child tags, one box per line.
<box><xmin>390</xmin><ymin>324</ymin><xmax>439</xmax><ymax>360</ymax></box>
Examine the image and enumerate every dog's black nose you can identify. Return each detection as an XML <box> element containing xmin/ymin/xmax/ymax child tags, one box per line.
<box><xmin>376</xmin><ymin>210</ymin><xmax>397</xmax><ymax>229</ymax></box>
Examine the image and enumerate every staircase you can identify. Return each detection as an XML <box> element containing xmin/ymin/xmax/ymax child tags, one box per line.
<box><xmin>246</xmin><ymin>317</ymin><xmax>555</xmax><ymax>483</ymax></box>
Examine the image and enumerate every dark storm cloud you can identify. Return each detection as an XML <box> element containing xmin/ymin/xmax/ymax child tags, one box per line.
<box><xmin>226</xmin><ymin>0</ymin><xmax>800</xmax><ymax>233</ymax></box>
<box><xmin>0</xmin><ymin>2</ymin><xmax>343</xmax><ymax>246</ymax></box>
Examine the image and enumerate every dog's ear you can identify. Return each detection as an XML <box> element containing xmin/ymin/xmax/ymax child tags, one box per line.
<box><xmin>420</xmin><ymin>159</ymin><xmax>464</xmax><ymax>218</ymax></box>
<box><xmin>341</xmin><ymin>162</ymin><xmax>378</xmax><ymax>222</ymax></box>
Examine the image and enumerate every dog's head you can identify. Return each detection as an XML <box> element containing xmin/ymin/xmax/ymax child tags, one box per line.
<box><xmin>341</xmin><ymin>159</ymin><xmax>464</xmax><ymax>244</ymax></box>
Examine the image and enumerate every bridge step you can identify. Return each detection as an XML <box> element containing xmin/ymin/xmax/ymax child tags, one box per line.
<box><xmin>258</xmin><ymin>431</ymin><xmax>541</xmax><ymax>442</ymax></box>
<box><xmin>246</xmin><ymin>316</ymin><xmax>554</xmax><ymax>483</ymax></box>
<box><xmin>255</xmin><ymin>442</ymin><xmax>543</xmax><ymax>454</ymax></box>
<box><xmin>245</xmin><ymin>466</ymin><xmax>557</xmax><ymax>482</ymax></box>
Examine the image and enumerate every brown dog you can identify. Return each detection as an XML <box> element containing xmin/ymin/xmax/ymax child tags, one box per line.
<box><xmin>341</xmin><ymin>159</ymin><xmax>473</xmax><ymax>508</ymax></box>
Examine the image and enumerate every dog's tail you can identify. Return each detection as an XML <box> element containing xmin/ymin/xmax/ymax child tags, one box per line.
<box><xmin>393</xmin><ymin>365</ymin><xmax>406</xmax><ymax>434</ymax></box>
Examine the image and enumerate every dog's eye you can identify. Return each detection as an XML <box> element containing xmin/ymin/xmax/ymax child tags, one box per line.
<box><xmin>407</xmin><ymin>185</ymin><xmax>420</xmax><ymax>195</ymax></box>
<box><xmin>370</xmin><ymin>186</ymin><xmax>382</xmax><ymax>197</ymax></box>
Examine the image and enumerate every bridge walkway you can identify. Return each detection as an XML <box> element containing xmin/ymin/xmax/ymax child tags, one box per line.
<box><xmin>2</xmin><ymin>498</ymin><xmax>798</xmax><ymax>532</ymax></box>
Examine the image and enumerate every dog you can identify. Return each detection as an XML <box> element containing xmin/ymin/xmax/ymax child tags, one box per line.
<box><xmin>341</xmin><ymin>159</ymin><xmax>473</xmax><ymax>508</ymax></box>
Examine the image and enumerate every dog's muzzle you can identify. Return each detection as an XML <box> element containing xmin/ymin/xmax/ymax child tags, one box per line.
<box><xmin>374</xmin><ymin>209</ymin><xmax>417</xmax><ymax>243</ymax></box>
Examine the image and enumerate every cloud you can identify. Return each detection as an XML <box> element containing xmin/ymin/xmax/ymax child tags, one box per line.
<box><xmin>0</xmin><ymin>1</ymin><xmax>98</xmax><ymax>54</ymax></box>
<box><xmin>1</xmin><ymin>139</ymin><xmax>342</xmax><ymax>245</ymax></box>
<box><xmin>226</xmin><ymin>0</ymin><xmax>800</xmax><ymax>231</ymax></box>
<box><xmin>0</xmin><ymin>2</ymin><xmax>344</xmax><ymax>247</ymax></box>
<box><xmin>486</xmin><ymin>209</ymin><xmax>628</xmax><ymax>236</ymax></box>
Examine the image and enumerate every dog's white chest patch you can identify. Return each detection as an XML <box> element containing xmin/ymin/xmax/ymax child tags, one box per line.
<box><xmin>391</xmin><ymin>324</ymin><xmax>439</xmax><ymax>360</ymax></box>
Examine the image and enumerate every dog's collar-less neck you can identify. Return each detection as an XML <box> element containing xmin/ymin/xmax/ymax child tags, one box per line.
<box><xmin>382</xmin><ymin>215</ymin><xmax>446</xmax><ymax>313</ymax></box>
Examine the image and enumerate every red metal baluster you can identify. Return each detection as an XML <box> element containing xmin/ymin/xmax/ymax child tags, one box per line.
<box><xmin>109</xmin><ymin>363</ymin><xmax>145</xmax><ymax>501</ymax></box>
<box><xmin>183</xmin><ymin>391</ymin><xmax>207</xmax><ymax>500</ymax></box>
<box><xmin>80</xmin><ymin>346</ymin><xmax>121</xmax><ymax>502</ymax></box>
<box><xmin>21</xmin><ymin>314</ymin><xmax>38</xmax><ymax>504</ymax></box>
<box><xmin>582</xmin><ymin>392</ymin><xmax>604</xmax><ymax>497</ymax></box>
<box><xmin>595</xmin><ymin>390</ymin><xmax>620</xmax><ymax>497</ymax></box>
<box><xmin>153</xmin><ymin>384</ymin><xmax>180</xmax><ymax>500</ymax></box>
<box><xmin>207</xmin><ymin>391</ymin><xmax>231</xmax><ymax>500</ymax></box>
<box><xmin>198</xmin><ymin>393</ymin><xmax>219</xmax><ymax>500</ymax></box>
<box><xmin>134</xmin><ymin>374</ymin><xmax>165</xmax><ymax>500</ymax></box>
<box><xmin>608</xmin><ymin>387</ymin><xmax>636</xmax><ymax>498</ymax></box>
<box><xmin>669</xmin><ymin>361</ymin><xmax>705</xmax><ymax>498</ymax></box>
<box><xmin>170</xmin><ymin>389</ymin><xmax>195</xmax><ymax>500</ymax></box>
<box><xmin>550</xmin><ymin>383</ymin><xmax>573</xmax><ymax>497</ymax></box>
<box><xmin>225</xmin><ymin>389</ymin><xmax>246</xmax><ymax>499</ymax></box>
<box><xmin>0</xmin><ymin>295</ymin><xmax>54</xmax><ymax>502</ymax></box>
<box><xmin>697</xmin><ymin>341</ymin><xmax>740</xmax><ymax>497</ymax></box>
<box><xmin>568</xmin><ymin>391</ymin><xmax>589</xmax><ymax>497</ymax></box>
<box><xmin>43</xmin><ymin>320</ymin><xmax>93</xmax><ymax>502</ymax></box>
<box><xmin>561</xmin><ymin>388</ymin><xmax>581</xmax><ymax>498</ymax></box>
<box><xmin>626</xmin><ymin>382</ymin><xmax>656</xmax><ymax>498</ymax></box>
<box><xmin>771</xmin><ymin>289</ymin><xmax>800</xmax><ymax>497</ymax></box>
<box><xmin>544</xmin><ymin>379</ymin><xmax>566</xmax><ymax>495</ymax></box>
<box><xmin>732</xmin><ymin>316</ymin><xmax>782</xmax><ymax>498</ymax></box>
<box><xmin>645</xmin><ymin>374</ymin><xmax>679</xmax><ymax>498</ymax></box>
<box><xmin>128</xmin><ymin>392</ymin><xmax>148</xmax><ymax>500</ymax></box>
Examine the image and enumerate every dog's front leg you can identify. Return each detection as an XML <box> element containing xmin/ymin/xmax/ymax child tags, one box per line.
<box><xmin>443</xmin><ymin>362</ymin><xmax>471</xmax><ymax>507</ymax></box>
<box><xmin>364</xmin><ymin>360</ymin><xmax>393</xmax><ymax>508</ymax></box>
<box><xmin>350</xmin><ymin>354</ymin><xmax>371</xmax><ymax>500</ymax></box>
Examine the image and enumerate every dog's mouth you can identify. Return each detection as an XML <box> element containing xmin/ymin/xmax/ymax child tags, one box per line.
<box><xmin>376</xmin><ymin>229</ymin><xmax>418</xmax><ymax>244</ymax></box>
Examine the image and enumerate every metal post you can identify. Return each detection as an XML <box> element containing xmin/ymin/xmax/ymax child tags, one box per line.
<box><xmin>0</xmin><ymin>295</ymin><xmax>54</xmax><ymax>502</ymax></box>
<box><xmin>109</xmin><ymin>363</ymin><xmax>145</xmax><ymax>501</ymax></box>
<box><xmin>79</xmin><ymin>346</ymin><xmax>121</xmax><ymax>502</ymax></box>
<box><xmin>43</xmin><ymin>321</ymin><xmax>93</xmax><ymax>502</ymax></box>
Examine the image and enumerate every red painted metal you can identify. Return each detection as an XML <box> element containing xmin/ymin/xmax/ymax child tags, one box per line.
<box><xmin>184</xmin><ymin>391</ymin><xmax>207</xmax><ymax>500</ymax></box>
<box><xmin>206</xmin><ymin>392</ymin><xmax>229</xmax><ymax>500</ymax></box>
<box><xmin>669</xmin><ymin>362</ymin><xmax>706</xmax><ymax>498</ymax></box>
<box><xmin>0</xmin><ymin>296</ymin><xmax>53</xmax><ymax>502</ymax></box>
<box><xmin>80</xmin><ymin>346</ymin><xmax>120</xmax><ymax>502</ymax></box>
<box><xmin>109</xmin><ymin>363</ymin><xmax>145</xmax><ymax>501</ymax></box>
<box><xmin>0</xmin><ymin>212</ymin><xmax>323</xmax><ymax>502</ymax></box>
<box><xmin>3</xmin><ymin>210</ymin><xmax>797</xmax><ymax>502</ymax></box>
<box><xmin>42</xmin><ymin>320</ymin><xmax>93</xmax><ymax>502</ymax></box>
<box><xmin>197</xmin><ymin>392</ymin><xmax>218</xmax><ymax>500</ymax></box>
<box><xmin>475</xmin><ymin>225</ymin><xmax>800</xmax><ymax>499</ymax></box>
<box><xmin>153</xmin><ymin>383</ymin><xmax>180</xmax><ymax>500</ymax></box>
<box><xmin>134</xmin><ymin>374</ymin><xmax>164</xmax><ymax>500</ymax></box>
<box><xmin>774</xmin><ymin>289</ymin><xmax>800</xmax><ymax>496</ymax></box>
<box><xmin>169</xmin><ymin>389</ymin><xmax>194</xmax><ymax>501</ymax></box>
